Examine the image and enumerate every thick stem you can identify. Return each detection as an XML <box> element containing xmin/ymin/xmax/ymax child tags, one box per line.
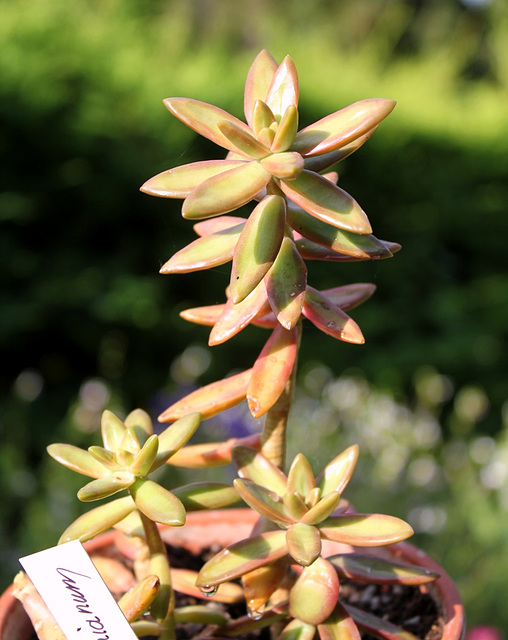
<box><xmin>138</xmin><ymin>510</ymin><xmax>175</xmax><ymax>640</ymax></box>
<box><xmin>260</xmin><ymin>320</ymin><xmax>302</xmax><ymax>470</ymax></box>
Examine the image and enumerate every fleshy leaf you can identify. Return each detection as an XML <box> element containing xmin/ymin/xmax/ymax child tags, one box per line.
<box><xmin>287</xmin><ymin>453</ymin><xmax>316</xmax><ymax>497</ymax></box>
<box><xmin>233</xmin><ymin>445</ymin><xmax>288</xmax><ymax>497</ymax></box>
<box><xmin>172</xmin><ymin>568</ymin><xmax>244</xmax><ymax>603</ymax></box>
<box><xmin>217</xmin><ymin>120</ymin><xmax>270</xmax><ymax>159</ymax></box>
<box><xmin>300</xmin><ymin>492</ymin><xmax>340</xmax><ymax>526</ymax></box>
<box><xmin>345</xmin><ymin>603</ymin><xmax>420</xmax><ymax>640</ymax></box>
<box><xmin>280</xmin><ymin>171</ymin><xmax>372</xmax><ymax>235</ymax></box>
<box><xmin>230</xmin><ymin>195</ymin><xmax>286</xmax><ymax>303</ymax></box>
<box><xmin>265</xmin><ymin>55</ymin><xmax>299</xmax><ymax>118</ymax></box>
<box><xmin>194</xmin><ymin>215</ymin><xmax>246</xmax><ymax>236</ymax></box>
<box><xmin>244</xmin><ymin>50</ymin><xmax>278</xmax><ymax>126</ymax></box>
<box><xmin>303</xmin><ymin>129</ymin><xmax>377</xmax><ymax>173</ymax></box>
<box><xmin>328</xmin><ymin>553</ymin><xmax>439</xmax><ymax>585</ymax></box>
<box><xmin>168</xmin><ymin>433</ymin><xmax>261</xmax><ymax>468</ymax></box>
<box><xmin>289</xmin><ymin>557</ymin><xmax>339</xmax><ymax>625</ymax></box>
<box><xmin>196</xmin><ymin>530</ymin><xmax>288</xmax><ymax>587</ymax></box>
<box><xmin>129</xmin><ymin>434</ymin><xmax>159</xmax><ymax>477</ymax></box>
<box><xmin>244</xmin><ymin>563</ymin><xmax>287</xmax><ymax>617</ymax></box>
<box><xmin>287</xmin><ymin>205</ymin><xmax>392</xmax><ymax>259</ymax></box>
<box><xmin>303</xmin><ymin>286</ymin><xmax>364</xmax><ymax>344</ymax></box>
<box><xmin>153</xmin><ymin>412</ymin><xmax>201</xmax><ymax>469</ymax></box>
<box><xmin>140</xmin><ymin>160</ymin><xmax>245</xmax><ymax>198</ymax></box>
<box><xmin>209</xmin><ymin>280</ymin><xmax>269</xmax><ymax>345</ymax></box>
<box><xmin>158</xmin><ymin>369</ymin><xmax>252</xmax><ymax>422</ymax></box>
<box><xmin>321</xmin><ymin>284</ymin><xmax>376</xmax><ymax>312</ymax></box>
<box><xmin>124</xmin><ymin>409</ymin><xmax>154</xmax><ymax>446</ymax></box>
<box><xmin>233</xmin><ymin>478</ymin><xmax>293</xmax><ymax>526</ymax></box>
<box><xmin>317</xmin><ymin>603</ymin><xmax>361</xmax><ymax>640</ymax></box>
<box><xmin>88</xmin><ymin>446</ymin><xmax>118</xmax><ymax>470</ymax></box>
<box><xmin>130</xmin><ymin>478</ymin><xmax>186</xmax><ymax>526</ymax></box>
<box><xmin>118</xmin><ymin>574</ymin><xmax>160</xmax><ymax>622</ymax></box>
<box><xmin>180</xmin><ymin>302</ymin><xmax>225</xmax><ymax>326</ymax></box>
<box><xmin>286</xmin><ymin>523</ymin><xmax>322</xmax><ymax>566</ymax></box>
<box><xmin>280</xmin><ymin>619</ymin><xmax>317</xmax><ymax>640</ymax></box>
<box><xmin>260</xmin><ymin>151</ymin><xmax>304</xmax><ymax>180</ymax></box>
<box><xmin>319</xmin><ymin>514</ymin><xmax>414</xmax><ymax>547</ymax></box>
<box><xmin>47</xmin><ymin>443</ymin><xmax>107</xmax><ymax>479</ymax></box>
<box><xmin>252</xmin><ymin>100</ymin><xmax>276</xmax><ymax>136</ymax></box>
<box><xmin>292</xmin><ymin>99</ymin><xmax>396</xmax><ymax>157</ymax></box>
<box><xmin>182</xmin><ymin>161</ymin><xmax>271</xmax><ymax>219</ymax></box>
<box><xmin>160</xmin><ymin>223</ymin><xmax>244</xmax><ymax>273</ymax></box>
<box><xmin>264</xmin><ymin>237</ymin><xmax>307</xmax><ymax>330</ymax></box>
<box><xmin>77</xmin><ymin>471</ymin><xmax>135</xmax><ymax>502</ymax></box>
<box><xmin>59</xmin><ymin>496</ymin><xmax>136</xmax><ymax>543</ymax></box>
<box><xmin>283</xmin><ymin>492</ymin><xmax>309</xmax><ymax>521</ymax></box>
<box><xmin>101</xmin><ymin>410</ymin><xmax>126</xmax><ymax>453</ymax></box>
<box><xmin>172</xmin><ymin>482</ymin><xmax>240</xmax><ymax>510</ymax></box>
<box><xmin>164</xmin><ymin>98</ymin><xmax>256</xmax><ymax>153</ymax></box>
<box><xmin>174</xmin><ymin>605</ymin><xmax>230</xmax><ymax>626</ymax></box>
<box><xmin>271</xmin><ymin>105</ymin><xmax>299</xmax><ymax>153</ymax></box>
<box><xmin>247</xmin><ymin>324</ymin><xmax>298</xmax><ymax>418</ymax></box>
<box><xmin>317</xmin><ymin>445</ymin><xmax>359</xmax><ymax>496</ymax></box>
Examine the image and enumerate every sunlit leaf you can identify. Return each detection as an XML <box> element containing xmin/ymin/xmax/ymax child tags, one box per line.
<box><xmin>101</xmin><ymin>410</ymin><xmax>126</xmax><ymax>454</ymax></box>
<box><xmin>182</xmin><ymin>162</ymin><xmax>271</xmax><ymax>219</ymax></box>
<box><xmin>168</xmin><ymin>433</ymin><xmax>261</xmax><ymax>468</ymax></box>
<box><xmin>279</xmin><ymin>618</ymin><xmax>317</xmax><ymax>640</ymax></box>
<box><xmin>196</xmin><ymin>530</ymin><xmax>288</xmax><ymax>587</ymax></box>
<box><xmin>88</xmin><ymin>446</ymin><xmax>118</xmax><ymax>470</ymax></box>
<box><xmin>252</xmin><ymin>99</ymin><xmax>276</xmax><ymax>136</ymax></box>
<box><xmin>319</xmin><ymin>514</ymin><xmax>414</xmax><ymax>547</ymax></box>
<box><xmin>320</xmin><ymin>284</ymin><xmax>376</xmax><ymax>312</ymax></box>
<box><xmin>78</xmin><ymin>471</ymin><xmax>135</xmax><ymax>502</ymax></box>
<box><xmin>286</xmin><ymin>523</ymin><xmax>321</xmax><ymax>566</ymax></box>
<box><xmin>130</xmin><ymin>478</ymin><xmax>186</xmax><ymax>526</ymax></box>
<box><xmin>233</xmin><ymin>478</ymin><xmax>293</xmax><ymax>526</ymax></box>
<box><xmin>124</xmin><ymin>409</ymin><xmax>154</xmax><ymax>445</ymax></box>
<box><xmin>242</xmin><ymin>561</ymin><xmax>287</xmax><ymax>616</ymax></box>
<box><xmin>290</xmin><ymin>558</ymin><xmax>339</xmax><ymax>625</ymax></box>
<box><xmin>161</xmin><ymin>223</ymin><xmax>243</xmax><ymax>273</ymax></box>
<box><xmin>265</xmin><ymin>55</ymin><xmax>299</xmax><ymax>118</ymax></box>
<box><xmin>180</xmin><ymin>302</ymin><xmax>225</xmax><ymax>326</ymax></box>
<box><xmin>209</xmin><ymin>280</ymin><xmax>269</xmax><ymax>345</ymax></box>
<box><xmin>247</xmin><ymin>324</ymin><xmax>298</xmax><ymax>418</ymax></box>
<box><xmin>317</xmin><ymin>603</ymin><xmax>361</xmax><ymax>640</ymax></box>
<box><xmin>174</xmin><ymin>605</ymin><xmax>230</xmax><ymax>626</ymax></box>
<box><xmin>129</xmin><ymin>434</ymin><xmax>159</xmax><ymax>477</ymax></box>
<box><xmin>58</xmin><ymin>496</ymin><xmax>136</xmax><ymax>544</ymax></box>
<box><xmin>218</xmin><ymin>120</ymin><xmax>270</xmax><ymax>159</ymax></box>
<box><xmin>233</xmin><ymin>445</ymin><xmax>287</xmax><ymax>496</ymax></box>
<box><xmin>292</xmin><ymin>99</ymin><xmax>396</xmax><ymax>157</ymax></box>
<box><xmin>271</xmin><ymin>105</ymin><xmax>299</xmax><ymax>153</ymax></box>
<box><xmin>158</xmin><ymin>369</ymin><xmax>252</xmax><ymax>422</ymax></box>
<box><xmin>194</xmin><ymin>215</ymin><xmax>246</xmax><ymax>236</ymax></box>
<box><xmin>287</xmin><ymin>453</ymin><xmax>316</xmax><ymax>497</ymax></box>
<box><xmin>317</xmin><ymin>445</ymin><xmax>359</xmax><ymax>496</ymax></box>
<box><xmin>264</xmin><ymin>237</ymin><xmax>307</xmax><ymax>330</ymax></box>
<box><xmin>152</xmin><ymin>412</ymin><xmax>201</xmax><ymax>470</ymax></box>
<box><xmin>172</xmin><ymin>568</ymin><xmax>244</xmax><ymax>603</ymax></box>
<box><xmin>244</xmin><ymin>50</ymin><xmax>278</xmax><ymax>126</ymax></box>
<box><xmin>164</xmin><ymin>97</ymin><xmax>256</xmax><ymax>153</ymax></box>
<box><xmin>300</xmin><ymin>492</ymin><xmax>340</xmax><ymax>526</ymax></box>
<box><xmin>172</xmin><ymin>481</ymin><xmax>240</xmax><ymax>510</ymax></box>
<box><xmin>140</xmin><ymin>160</ymin><xmax>245</xmax><ymax>198</ymax></box>
<box><xmin>283</xmin><ymin>492</ymin><xmax>308</xmax><ymax>521</ymax></box>
<box><xmin>287</xmin><ymin>205</ymin><xmax>393</xmax><ymax>259</ymax></box>
<box><xmin>47</xmin><ymin>443</ymin><xmax>107</xmax><ymax>479</ymax></box>
<box><xmin>118</xmin><ymin>574</ymin><xmax>160</xmax><ymax>622</ymax></box>
<box><xmin>280</xmin><ymin>171</ymin><xmax>372</xmax><ymax>235</ymax></box>
<box><xmin>230</xmin><ymin>195</ymin><xmax>286</xmax><ymax>303</ymax></box>
<box><xmin>303</xmin><ymin>287</ymin><xmax>364</xmax><ymax>345</ymax></box>
<box><xmin>303</xmin><ymin>129</ymin><xmax>377</xmax><ymax>173</ymax></box>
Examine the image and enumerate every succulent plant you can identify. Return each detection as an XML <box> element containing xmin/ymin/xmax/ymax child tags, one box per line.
<box><xmin>15</xmin><ymin>50</ymin><xmax>443</xmax><ymax>640</ymax></box>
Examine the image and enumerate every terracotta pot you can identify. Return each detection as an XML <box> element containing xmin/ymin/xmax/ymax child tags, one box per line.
<box><xmin>0</xmin><ymin>509</ymin><xmax>465</xmax><ymax>640</ymax></box>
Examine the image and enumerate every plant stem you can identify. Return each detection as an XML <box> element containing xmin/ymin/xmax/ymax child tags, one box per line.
<box><xmin>138</xmin><ymin>511</ymin><xmax>175</xmax><ymax>640</ymax></box>
<box><xmin>260</xmin><ymin>320</ymin><xmax>302</xmax><ymax>470</ymax></box>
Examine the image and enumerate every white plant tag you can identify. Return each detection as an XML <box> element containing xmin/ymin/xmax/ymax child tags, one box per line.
<box><xmin>20</xmin><ymin>539</ymin><xmax>137</xmax><ymax>640</ymax></box>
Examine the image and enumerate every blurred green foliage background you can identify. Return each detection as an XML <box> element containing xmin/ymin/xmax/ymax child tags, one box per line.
<box><xmin>2</xmin><ymin>0</ymin><xmax>508</xmax><ymax>631</ymax></box>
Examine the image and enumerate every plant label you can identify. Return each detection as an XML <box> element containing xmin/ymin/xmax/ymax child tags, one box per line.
<box><xmin>19</xmin><ymin>539</ymin><xmax>137</xmax><ymax>639</ymax></box>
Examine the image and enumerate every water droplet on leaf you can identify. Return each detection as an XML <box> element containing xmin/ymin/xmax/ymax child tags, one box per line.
<box><xmin>200</xmin><ymin>584</ymin><xmax>218</xmax><ymax>597</ymax></box>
